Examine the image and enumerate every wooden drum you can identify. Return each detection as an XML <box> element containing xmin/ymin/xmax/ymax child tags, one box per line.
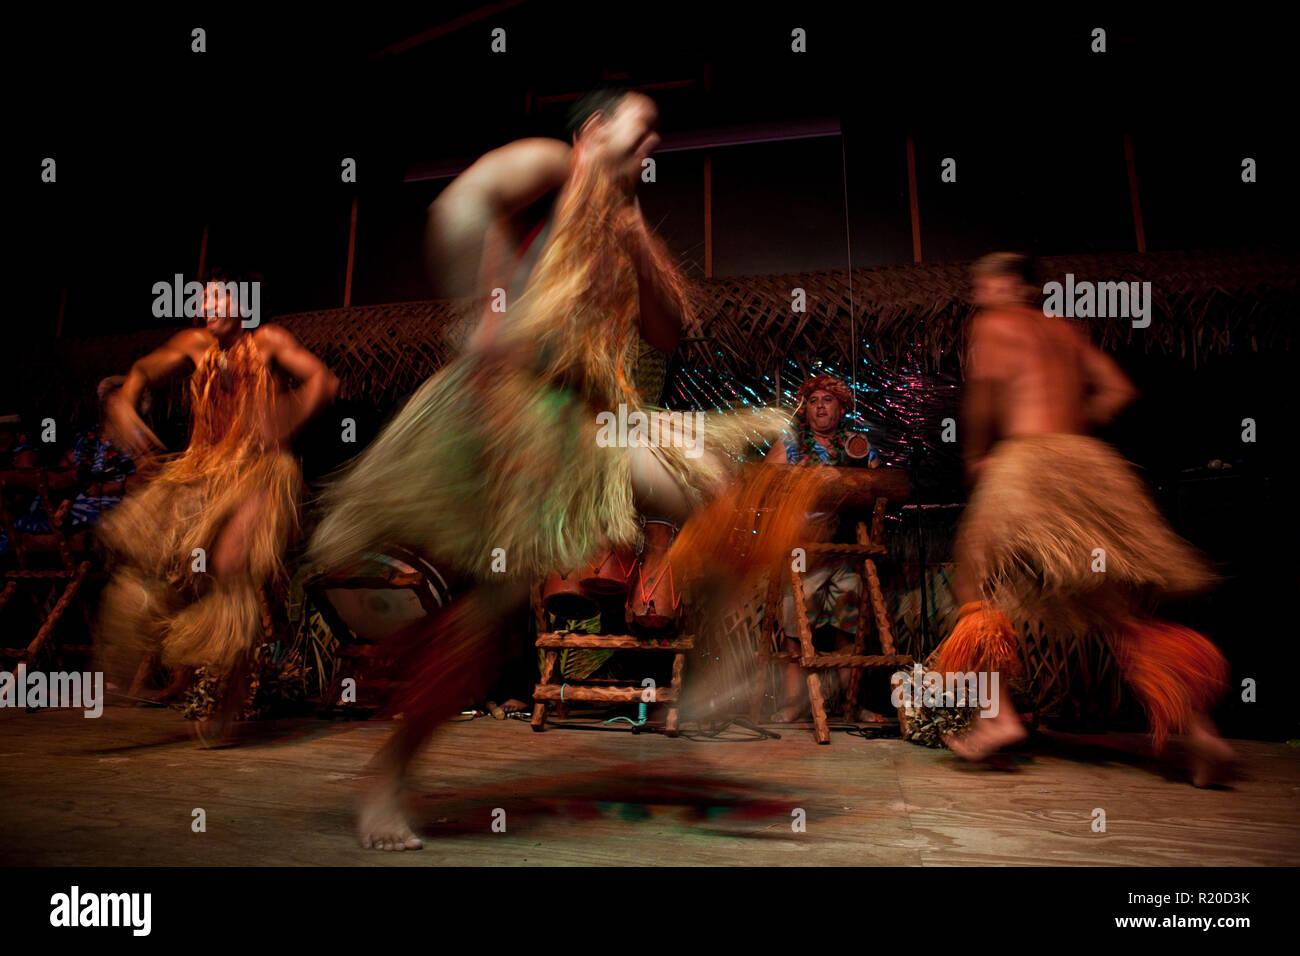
<box><xmin>625</xmin><ymin>519</ymin><xmax>681</xmax><ymax>634</ymax></box>
<box><xmin>541</xmin><ymin>567</ymin><xmax>598</xmax><ymax>621</ymax></box>
<box><xmin>578</xmin><ymin>542</ymin><xmax>638</xmax><ymax>597</ymax></box>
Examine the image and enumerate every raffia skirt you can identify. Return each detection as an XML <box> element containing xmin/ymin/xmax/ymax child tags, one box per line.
<box><xmin>956</xmin><ymin>433</ymin><xmax>1214</xmax><ymax>635</ymax></box>
<box><xmin>96</xmin><ymin>450</ymin><xmax>301</xmax><ymax>683</ymax></box>
<box><xmin>937</xmin><ymin>434</ymin><xmax>1228</xmax><ymax>746</ymax></box>
<box><xmin>306</xmin><ymin>358</ymin><xmax>795</xmax><ymax>584</ymax></box>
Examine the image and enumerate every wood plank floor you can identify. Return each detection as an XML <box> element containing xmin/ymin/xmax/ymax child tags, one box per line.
<box><xmin>1</xmin><ymin>707</ymin><xmax>1296</xmax><ymax>866</ymax></box>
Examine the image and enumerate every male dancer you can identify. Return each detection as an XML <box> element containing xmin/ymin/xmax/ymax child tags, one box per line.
<box><xmin>310</xmin><ymin>89</ymin><xmax>821</xmax><ymax>849</ymax></box>
<box><xmin>935</xmin><ymin>253</ymin><xmax>1235</xmax><ymax>785</ymax></box>
<box><xmin>99</xmin><ymin>275</ymin><xmax>338</xmax><ymax>743</ymax></box>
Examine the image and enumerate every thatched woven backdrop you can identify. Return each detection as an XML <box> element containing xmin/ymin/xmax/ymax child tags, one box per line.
<box><xmin>23</xmin><ymin>248</ymin><xmax>1299</xmax><ymax>427</ymax></box>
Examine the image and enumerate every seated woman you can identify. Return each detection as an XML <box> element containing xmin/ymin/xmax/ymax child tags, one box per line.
<box><xmin>763</xmin><ymin>374</ymin><xmax>884</xmax><ymax>723</ymax></box>
<box><xmin>62</xmin><ymin>378</ymin><xmax>141</xmax><ymax>528</ymax></box>
<box><xmin>8</xmin><ymin>378</ymin><xmax>141</xmax><ymax>543</ymax></box>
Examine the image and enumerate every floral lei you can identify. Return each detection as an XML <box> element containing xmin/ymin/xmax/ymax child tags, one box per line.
<box><xmin>794</xmin><ymin>418</ymin><xmax>851</xmax><ymax>465</ymax></box>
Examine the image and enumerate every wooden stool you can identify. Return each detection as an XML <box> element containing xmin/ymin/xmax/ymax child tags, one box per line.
<box><xmin>752</xmin><ymin>489</ymin><xmax>912</xmax><ymax>744</ymax></box>
<box><xmin>0</xmin><ymin>468</ymin><xmax>96</xmax><ymax>669</ymax></box>
<box><xmin>531</xmin><ymin>584</ymin><xmax>692</xmax><ymax>736</ymax></box>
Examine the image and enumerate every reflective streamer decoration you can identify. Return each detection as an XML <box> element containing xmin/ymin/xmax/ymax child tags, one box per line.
<box><xmin>666</xmin><ymin>340</ymin><xmax>964</xmax><ymax>500</ymax></box>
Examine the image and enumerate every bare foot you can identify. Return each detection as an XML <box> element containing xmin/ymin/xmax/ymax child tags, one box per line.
<box><xmin>943</xmin><ymin>711</ymin><xmax>1028</xmax><ymax>762</ymax></box>
<box><xmin>356</xmin><ymin>778</ymin><xmax>423</xmax><ymax>851</ymax></box>
<box><xmin>1186</xmin><ymin>714</ymin><xmax>1237</xmax><ymax>788</ymax></box>
<box><xmin>501</xmin><ymin>698</ymin><xmax>529</xmax><ymax>714</ymax></box>
<box><xmin>192</xmin><ymin>712</ymin><xmax>238</xmax><ymax>749</ymax></box>
<box><xmin>856</xmin><ymin>708</ymin><xmax>888</xmax><ymax>724</ymax></box>
<box><xmin>770</xmin><ymin>704</ymin><xmax>805</xmax><ymax>724</ymax></box>
<box><xmin>191</xmin><ymin>690</ymin><xmax>242</xmax><ymax>749</ymax></box>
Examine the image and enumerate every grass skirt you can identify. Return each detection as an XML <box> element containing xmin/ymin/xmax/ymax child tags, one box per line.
<box><xmin>307</xmin><ymin>354</ymin><xmax>795</xmax><ymax>583</ymax></box>
<box><xmin>957</xmin><ymin>433</ymin><xmax>1214</xmax><ymax>634</ymax></box>
<box><xmin>937</xmin><ymin>434</ymin><xmax>1227</xmax><ymax>747</ymax></box>
<box><xmin>96</xmin><ymin>450</ymin><xmax>301</xmax><ymax>682</ymax></box>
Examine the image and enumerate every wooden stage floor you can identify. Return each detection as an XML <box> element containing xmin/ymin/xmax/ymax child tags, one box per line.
<box><xmin>2</xmin><ymin>707</ymin><xmax>1297</xmax><ymax>866</ymax></box>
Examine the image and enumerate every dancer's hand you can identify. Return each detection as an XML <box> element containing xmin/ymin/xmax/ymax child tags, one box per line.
<box><xmin>571</xmin><ymin>139</ymin><xmax>639</xmax><ymax>209</ymax></box>
<box><xmin>105</xmin><ymin>393</ymin><xmax>163</xmax><ymax>457</ymax></box>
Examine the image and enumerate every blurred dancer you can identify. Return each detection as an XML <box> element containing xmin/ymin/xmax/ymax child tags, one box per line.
<box><xmin>935</xmin><ymin>253</ymin><xmax>1234</xmax><ymax>785</ymax></box>
<box><xmin>99</xmin><ymin>276</ymin><xmax>338</xmax><ymax>743</ymax></box>
<box><xmin>310</xmin><ymin>89</ymin><xmax>820</xmax><ymax>850</ymax></box>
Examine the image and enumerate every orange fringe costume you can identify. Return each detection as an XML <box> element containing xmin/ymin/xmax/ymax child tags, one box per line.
<box><xmin>97</xmin><ymin>334</ymin><xmax>301</xmax><ymax>686</ymax></box>
<box><xmin>935</xmin><ymin>434</ymin><xmax>1228</xmax><ymax>749</ymax></box>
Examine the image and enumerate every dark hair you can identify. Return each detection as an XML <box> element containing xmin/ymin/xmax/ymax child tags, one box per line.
<box><xmin>565</xmin><ymin>87</ymin><xmax>630</xmax><ymax>140</ymax></box>
<box><xmin>203</xmin><ymin>265</ymin><xmax>260</xmax><ymax>286</ymax></box>
<box><xmin>971</xmin><ymin>251</ymin><xmax>1036</xmax><ymax>287</ymax></box>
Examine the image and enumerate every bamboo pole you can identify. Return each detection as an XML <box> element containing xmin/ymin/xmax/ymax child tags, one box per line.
<box><xmin>703</xmin><ymin>151</ymin><xmax>713</xmax><ymax>278</ymax></box>
<box><xmin>343</xmin><ymin>195</ymin><xmax>358</xmax><ymax>307</ymax></box>
<box><xmin>1123</xmin><ymin>133</ymin><xmax>1147</xmax><ymax>253</ymax></box>
<box><xmin>197</xmin><ymin>223</ymin><xmax>209</xmax><ymax>281</ymax></box>
<box><xmin>906</xmin><ymin>133</ymin><xmax>922</xmax><ymax>263</ymax></box>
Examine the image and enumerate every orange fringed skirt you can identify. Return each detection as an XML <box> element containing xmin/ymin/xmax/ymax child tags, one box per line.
<box><xmin>935</xmin><ymin>434</ymin><xmax>1227</xmax><ymax>746</ymax></box>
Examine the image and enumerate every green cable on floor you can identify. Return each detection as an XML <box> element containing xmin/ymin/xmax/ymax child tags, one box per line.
<box><xmin>605</xmin><ymin>701</ymin><xmax>648</xmax><ymax>727</ymax></box>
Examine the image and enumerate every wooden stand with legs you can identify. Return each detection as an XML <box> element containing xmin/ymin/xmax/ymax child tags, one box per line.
<box><xmin>0</xmin><ymin>468</ymin><xmax>96</xmax><ymax>669</ymax></box>
<box><xmin>531</xmin><ymin>584</ymin><xmax>692</xmax><ymax>736</ymax></box>
<box><xmin>752</xmin><ymin>496</ymin><xmax>912</xmax><ymax>743</ymax></box>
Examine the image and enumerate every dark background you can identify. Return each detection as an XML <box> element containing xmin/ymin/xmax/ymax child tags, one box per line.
<box><xmin>11</xmin><ymin>4</ymin><xmax>1296</xmax><ymax>330</ymax></box>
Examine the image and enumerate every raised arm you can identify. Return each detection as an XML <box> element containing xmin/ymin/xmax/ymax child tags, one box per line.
<box><xmin>426</xmin><ymin>138</ymin><xmax>572</xmax><ymax>299</ymax></box>
<box><xmin>623</xmin><ymin>198</ymin><xmax>685</xmax><ymax>353</ymax></box>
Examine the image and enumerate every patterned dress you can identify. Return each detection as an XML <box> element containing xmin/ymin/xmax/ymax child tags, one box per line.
<box><xmin>14</xmin><ymin>428</ymin><xmax>135</xmax><ymax>535</ymax></box>
<box><xmin>66</xmin><ymin>427</ymin><xmax>135</xmax><ymax>526</ymax></box>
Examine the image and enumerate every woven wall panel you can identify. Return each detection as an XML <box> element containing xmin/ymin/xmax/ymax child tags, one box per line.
<box><xmin>24</xmin><ymin>249</ymin><xmax>1298</xmax><ymax>425</ymax></box>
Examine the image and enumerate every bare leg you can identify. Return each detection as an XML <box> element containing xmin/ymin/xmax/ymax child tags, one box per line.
<box><xmin>192</xmin><ymin>492</ymin><xmax>268</xmax><ymax>747</ymax></box>
<box><xmin>935</xmin><ymin>557</ymin><xmax>1019</xmax><ymax>753</ymax></box>
<box><xmin>1185</xmin><ymin>711</ymin><xmax>1237</xmax><ymax>788</ymax></box>
<box><xmin>210</xmin><ymin>491</ymin><xmax>269</xmax><ymax>581</ymax></box>
<box><xmin>831</xmin><ymin>629</ymin><xmax>883</xmax><ymax>721</ymax></box>
<box><xmin>357</xmin><ymin>581</ymin><xmax>526</xmax><ymax>851</ymax></box>
<box><xmin>629</xmin><ymin>444</ymin><xmax>700</xmax><ymax>524</ymax></box>
<box><xmin>948</xmin><ymin>557</ymin><xmax>978</xmax><ymax>607</ymax></box>
<box><xmin>193</xmin><ymin>657</ymin><xmax>250</xmax><ymax>749</ymax></box>
<box><xmin>771</xmin><ymin>635</ymin><xmax>806</xmax><ymax>722</ymax></box>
